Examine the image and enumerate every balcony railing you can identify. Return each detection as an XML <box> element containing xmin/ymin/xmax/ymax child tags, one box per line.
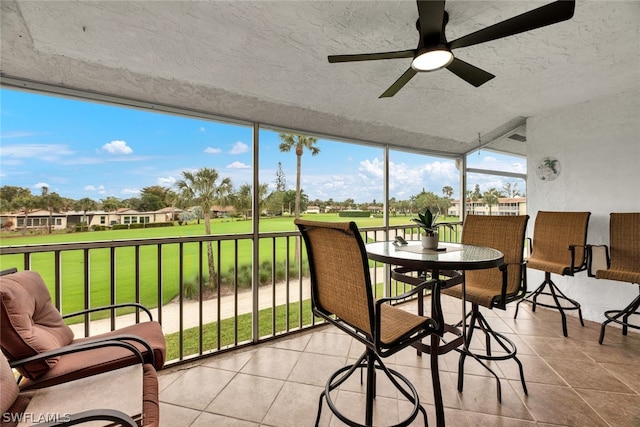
<box><xmin>0</xmin><ymin>222</ymin><xmax>462</xmax><ymax>366</ymax></box>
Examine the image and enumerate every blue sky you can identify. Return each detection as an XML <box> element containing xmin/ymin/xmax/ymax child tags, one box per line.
<box><xmin>0</xmin><ymin>88</ymin><xmax>525</xmax><ymax>203</ymax></box>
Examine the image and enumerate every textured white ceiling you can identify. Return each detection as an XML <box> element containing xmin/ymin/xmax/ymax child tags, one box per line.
<box><xmin>1</xmin><ymin>1</ymin><xmax>638</xmax><ymax>155</ymax></box>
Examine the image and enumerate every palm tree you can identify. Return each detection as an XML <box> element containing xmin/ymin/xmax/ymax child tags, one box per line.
<box><xmin>12</xmin><ymin>194</ymin><xmax>37</xmax><ymax>235</ymax></box>
<box><xmin>101</xmin><ymin>196</ymin><xmax>121</xmax><ymax>213</ymax></box>
<box><xmin>74</xmin><ymin>197</ymin><xmax>97</xmax><ymax>229</ymax></box>
<box><xmin>175</xmin><ymin>167</ymin><xmax>232</xmax><ymax>289</ymax></box>
<box><xmin>40</xmin><ymin>186</ymin><xmax>62</xmax><ymax>233</ymax></box>
<box><xmin>482</xmin><ymin>188</ymin><xmax>501</xmax><ymax>215</ymax></box>
<box><xmin>465</xmin><ymin>190</ymin><xmax>473</xmax><ymax>215</ymax></box>
<box><xmin>442</xmin><ymin>186</ymin><xmax>454</xmax><ymax>199</ymax></box>
<box><xmin>233</xmin><ymin>183</ymin><xmax>252</xmax><ymax>219</ymax></box>
<box><xmin>278</xmin><ymin>133</ymin><xmax>320</xmax><ymax>219</ymax></box>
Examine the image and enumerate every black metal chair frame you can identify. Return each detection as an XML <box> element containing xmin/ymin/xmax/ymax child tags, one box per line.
<box><xmin>515</xmin><ymin>213</ymin><xmax>590</xmax><ymax>338</ymax></box>
<box><xmin>515</xmin><ymin>244</ymin><xmax>587</xmax><ymax>337</ymax></box>
<box><xmin>297</xmin><ymin>220</ymin><xmax>440</xmax><ymax>427</ymax></box>
<box><xmin>391</xmin><ymin>216</ymin><xmax>529</xmax><ymax>403</ymax></box>
<box><xmin>588</xmin><ymin>244</ymin><xmax>640</xmax><ymax>344</ymax></box>
<box><xmin>6</xmin><ymin>339</ymin><xmax>146</xmax><ymax>427</ymax></box>
<box><xmin>454</xmin><ymin>262</ymin><xmax>529</xmax><ymax>402</ymax></box>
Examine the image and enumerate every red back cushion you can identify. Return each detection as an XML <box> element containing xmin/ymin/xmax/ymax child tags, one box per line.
<box><xmin>0</xmin><ymin>271</ymin><xmax>74</xmax><ymax>379</ymax></box>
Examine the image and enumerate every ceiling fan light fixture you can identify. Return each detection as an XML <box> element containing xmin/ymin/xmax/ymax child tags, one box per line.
<box><xmin>411</xmin><ymin>46</ymin><xmax>453</xmax><ymax>71</ymax></box>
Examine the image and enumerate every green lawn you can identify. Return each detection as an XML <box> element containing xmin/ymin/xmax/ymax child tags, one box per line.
<box><xmin>1</xmin><ymin>214</ymin><xmax>449</xmax><ymax>358</ymax></box>
<box><xmin>165</xmin><ymin>299</ymin><xmax>317</xmax><ymax>361</ymax></box>
<box><xmin>0</xmin><ymin>214</ymin><xmax>430</xmax><ymax>316</ymax></box>
<box><xmin>0</xmin><ymin>214</ymin><xmax>458</xmax><ymax>314</ymax></box>
<box><xmin>0</xmin><ymin>213</ymin><xmax>419</xmax><ymax>246</ymax></box>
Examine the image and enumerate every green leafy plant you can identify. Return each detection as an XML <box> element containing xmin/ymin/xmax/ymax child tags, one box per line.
<box><xmin>411</xmin><ymin>208</ymin><xmax>453</xmax><ymax>235</ymax></box>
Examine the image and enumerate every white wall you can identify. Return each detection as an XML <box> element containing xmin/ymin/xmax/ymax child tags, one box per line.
<box><xmin>526</xmin><ymin>88</ymin><xmax>640</xmax><ymax>324</ymax></box>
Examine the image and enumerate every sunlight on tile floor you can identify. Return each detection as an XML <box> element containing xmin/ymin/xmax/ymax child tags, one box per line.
<box><xmin>158</xmin><ymin>295</ymin><xmax>640</xmax><ymax>426</ymax></box>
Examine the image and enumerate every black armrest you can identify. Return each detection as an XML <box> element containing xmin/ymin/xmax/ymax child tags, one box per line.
<box><xmin>0</xmin><ymin>267</ymin><xmax>18</xmax><ymax>276</ymax></box>
<box><xmin>35</xmin><ymin>409</ymin><xmax>138</xmax><ymax>427</ymax></box>
<box><xmin>377</xmin><ymin>277</ymin><xmax>439</xmax><ymax>305</ymax></box>
<box><xmin>497</xmin><ymin>260</ymin><xmax>527</xmax><ymax>309</ymax></box>
<box><xmin>376</xmin><ymin>278</ymin><xmax>442</xmax><ymax>335</ymax></box>
<box><xmin>568</xmin><ymin>244</ymin><xmax>589</xmax><ymax>275</ymax></box>
<box><xmin>63</xmin><ymin>303</ymin><xmax>153</xmax><ymax>322</ymax></box>
<box><xmin>71</xmin><ymin>334</ymin><xmax>156</xmax><ymax>367</ymax></box>
<box><xmin>9</xmin><ymin>339</ymin><xmax>145</xmax><ymax>370</ymax></box>
<box><xmin>586</xmin><ymin>244</ymin><xmax>610</xmax><ymax>278</ymax></box>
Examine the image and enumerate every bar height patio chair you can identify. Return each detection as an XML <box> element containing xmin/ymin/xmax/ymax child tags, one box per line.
<box><xmin>442</xmin><ymin>214</ymin><xmax>530</xmax><ymax>402</ymax></box>
<box><xmin>295</xmin><ymin>219</ymin><xmax>441</xmax><ymax>427</ymax></box>
<box><xmin>514</xmin><ymin>211</ymin><xmax>591</xmax><ymax>337</ymax></box>
<box><xmin>588</xmin><ymin>212</ymin><xmax>640</xmax><ymax>344</ymax></box>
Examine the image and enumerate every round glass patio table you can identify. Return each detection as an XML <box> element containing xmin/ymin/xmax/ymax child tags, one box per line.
<box><xmin>365</xmin><ymin>241</ymin><xmax>504</xmax><ymax>427</ymax></box>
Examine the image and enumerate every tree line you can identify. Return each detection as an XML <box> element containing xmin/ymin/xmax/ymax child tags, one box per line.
<box><xmin>0</xmin><ymin>131</ymin><xmax>523</xmax><ymax>228</ymax></box>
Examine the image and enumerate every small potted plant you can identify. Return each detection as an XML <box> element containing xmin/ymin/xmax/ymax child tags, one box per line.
<box><xmin>411</xmin><ymin>208</ymin><xmax>453</xmax><ymax>249</ymax></box>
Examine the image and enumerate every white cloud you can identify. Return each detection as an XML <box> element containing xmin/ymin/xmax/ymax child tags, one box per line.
<box><xmin>476</xmin><ymin>156</ymin><xmax>526</xmax><ymax>174</ymax></box>
<box><xmin>158</xmin><ymin>176</ymin><xmax>176</xmax><ymax>186</ymax></box>
<box><xmin>0</xmin><ymin>144</ymin><xmax>74</xmax><ymax>162</ymax></box>
<box><xmin>204</xmin><ymin>147</ymin><xmax>222</xmax><ymax>154</ymax></box>
<box><xmin>355</xmin><ymin>157</ymin><xmax>460</xmax><ymax>200</ymax></box>
<box><xmin>33</xmin><ymin>182</ymin><xmax>49</xmax><ymax>190</ymax></box>
<box><xmin>0</xmin><ymin>131</ymin><xmax>40</xmax><ymax>139</ymax></box>
<box><xmin>121</xmin><ymin>188</ymin><xmax>140</xmax><ymax>195</ymax></box>
<box><xmin>84</xmin><ymin>185</ymin><xmax>106</xmax><ymax>194</ymax></box>
<box><xmin>102</xmin><ymin>140</ymin><xmax>133</xmax><ymax>155</ymax></box>
<box><xmin>230</xmin><ymin>141</ymin><xmax>249</xmax><ymax>154</ymax></box>
<box><xmin>227</xmin><ymin>161</ymin><xmax>250</xmax><ymax>169</ymax></box>
<box><xmin>359</xmin><ymin>158</ymin><xmax>384</xmax><ymax>178</ymax></box>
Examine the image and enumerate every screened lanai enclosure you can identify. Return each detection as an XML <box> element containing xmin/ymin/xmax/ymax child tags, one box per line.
<box><xmin>1</xmin><ymin>0</ymin><xmax>639</xmax><ymax>364</ymax></box>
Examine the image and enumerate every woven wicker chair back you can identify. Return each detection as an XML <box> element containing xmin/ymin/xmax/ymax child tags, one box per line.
<box><xmin>609</xmin><ymin>213</ymin><xmax>640</xmax><ymax>274</ymax></box>
<box><xmin>462</xmin><ymin>215</ymin><xmax>529</xmax><ymax>303</ymax></box>
<box><xmin>296</xmin><ymin>220</ymin><xmax>373</xmax><ymax>336</ymax></box>
<box><xmin>529</xmin><ymin>211</ymin><xmax>591</xmax><ymax>274</ymax></box>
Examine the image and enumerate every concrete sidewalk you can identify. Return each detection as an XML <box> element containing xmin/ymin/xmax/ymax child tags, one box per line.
<box><xmin>69</xmin><ymin>277</ymin><xmax>312</xmax><ymax>337</ymax></box>
<box><xmin>69</xmin><ymin>266</ymin><xmax>388</xmax><ymax>337</ymax></box>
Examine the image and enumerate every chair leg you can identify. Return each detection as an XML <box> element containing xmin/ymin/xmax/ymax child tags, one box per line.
<box><xmin>316</xmin><ymin>351</ymin><xmax>367</xmax><ymax>427</ymax></box>
<box><xmin>458</xmin><ymin>305</ymin><xmax>528</xmax><ymax>402</ymax></box>
<box><xmin>516</xmin><ymin>272</ymin><xmax>583</xmax><ymax>337</ymax></box>
<box><xmin>317</xmin><ymin>348</ymin><xmax>427</xmax><ymax>427</ymax></box>
<box><xmin>600</xmin><ymin>289</ymin><xmax>640</xmax><ymax>345</ymax></box>
<box><xmin>365</xmin><ymin>352</ymin><xmax>375</xmax><ymax>426</ymax></box>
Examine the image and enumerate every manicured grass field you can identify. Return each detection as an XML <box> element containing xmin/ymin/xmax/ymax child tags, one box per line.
<box><xmin>0</xmin><ymin>214</ymin><xmax>424</xmax><ymax>316</ymax></box>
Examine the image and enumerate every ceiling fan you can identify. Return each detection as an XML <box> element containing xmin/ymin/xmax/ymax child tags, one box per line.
<box><xmin>328</xmin><ymin>0</ymin><xmax>576</xmax><ymax>98</ymax></box>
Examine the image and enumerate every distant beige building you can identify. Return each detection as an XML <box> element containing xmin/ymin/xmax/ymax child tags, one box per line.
<box><xmin>0</xmin><ymin>207</ymin><xmax>183</xmax><ymax>231</ymax></box>
<box><xmin>448</xmin><ymin>197</ymin><xmax>527</xmax><ymax>217</ymax></box>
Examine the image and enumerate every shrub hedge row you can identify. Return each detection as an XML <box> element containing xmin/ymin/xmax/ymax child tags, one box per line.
<box><xmin>337</xmin><ymin>210</ymin><xmax>371</xmax><ymax>218</ymax></box>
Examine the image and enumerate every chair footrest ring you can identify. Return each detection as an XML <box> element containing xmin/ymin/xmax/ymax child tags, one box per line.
<box><xmin>522</xmin><ymin>291</ymin><xmax>581</xmax><ymax>310</ymax></box>
<box><xmin>603</xmin><ymin>310</ymin><xmax>640</xmax><ymax>329</ymax></box>
<box><xmin>462</xmin><ymin>329</ymin><xmax>519</xmax><ymax>362</ymax></box>
<box><xmin>321</xmin><ymin>360</ymin><xmax>425</xmax><ymax>427</ymax></box>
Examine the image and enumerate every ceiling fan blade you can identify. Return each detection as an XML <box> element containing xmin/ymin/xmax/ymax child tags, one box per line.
<box><xmin>446</xmin><ymin>58</ymin><xmax>495</xmax><ymax>87</ymax></box>
<box><xmin>379</xmin><ymin>68</ymin><xmax>418</xmax><ymax>98</ymax></box>
<box><xmin>416</xmin><ymin>0</ymin><xmax>445</xmax><ymax>39</ymax></box>
<box><xmin>449</xmin><ymin>0</ymin><xmax>576</xmax><ymax>50</ymax></box>
<box><xmin>328</xmin><ymin>50</ymin><xmax>415</xmax><ymax>63</ymax></box>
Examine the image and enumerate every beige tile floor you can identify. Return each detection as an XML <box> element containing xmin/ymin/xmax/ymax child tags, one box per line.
<box><xmin>158</xmin><ymin>295</ymin><xmax>640</xmax><ymax>426</ymax></box>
